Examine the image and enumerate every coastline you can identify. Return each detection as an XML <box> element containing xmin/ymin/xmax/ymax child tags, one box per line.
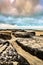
<box><xmin>0</xmin><ymin>29</ymin><xmax>43</xmax><ymax>65</ymax></box>
<box><xmin>0</xmin><ymin>23</ymin><xmax>43</xmax><ymax>30</ymax></box>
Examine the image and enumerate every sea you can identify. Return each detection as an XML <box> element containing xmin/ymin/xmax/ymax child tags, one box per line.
<box><xmin>0</xmin><ymin>12</ymin><xmax>43</xmax><ymax>30</ymax></box>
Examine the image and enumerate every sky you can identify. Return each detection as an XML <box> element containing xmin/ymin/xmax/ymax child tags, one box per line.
<box><xmin>40</xmin><ymin>0</ymin><xmax>43</xmax><ymax>5</ymax></box>
<box><xmin>0</xmin><ymin>0</ymin><xmax>43</xmax><ymax>15</ymax></box>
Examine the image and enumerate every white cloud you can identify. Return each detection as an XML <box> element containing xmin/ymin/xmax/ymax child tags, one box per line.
<box><xmin>0</xmin><ymin>0</ymin><xmax>41</xmax><ymax>15</ymax></box>
<box><xmin>34</xmin><ymin>4</ymin><xmax>43</xmax><ymax>12</ymax></box>
<box><xmin>9</xmin><ymin>0</ymin><xmax>14</xmax><ymax>4</ymax></box>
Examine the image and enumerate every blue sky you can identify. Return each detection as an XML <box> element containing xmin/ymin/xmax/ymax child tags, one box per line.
<box><xmin>40</xmin><ymin>0</ymin><xmax>43</xmax><ymax>5</ymax></box>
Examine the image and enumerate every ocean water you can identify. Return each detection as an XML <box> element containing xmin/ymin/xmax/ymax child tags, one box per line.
<box><xmin>0</xmin><ymin>13</ymin><xmax>43</xmax><ymax>30</ymax></box>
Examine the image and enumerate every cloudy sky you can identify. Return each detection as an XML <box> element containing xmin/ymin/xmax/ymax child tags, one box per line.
<box><xmin>0</xmin><ymin>0</ymin><xmax>43</xmax><ymax>15</ymax></box>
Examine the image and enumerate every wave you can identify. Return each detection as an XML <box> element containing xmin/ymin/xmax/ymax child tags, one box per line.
<box><xmin>0</xmin><ymin>23</ymin><xmax>43</xmax><ymax>30</ymax></box>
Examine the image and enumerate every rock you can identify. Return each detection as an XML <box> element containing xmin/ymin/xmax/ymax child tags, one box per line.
<box><xmin>30</xmin><ymin>32</ymin><xmax>35</xmax><ymax>36</ymax></box>
<box><xmin>0</xmin><ymin>40</ymin><xmax>30</xmax><ymax>65</ymax></box>
<box><xmin>16</xmin><ymin>36</ymin><xmax>43</xmax><ymax>60</ymax></box>
<box><xmin>0</xmin><ymin>39</ymin><xmax>9</xmax><ymax>46</ymax></box>
<box><xmin>13</xmin><ymin>31</ymin><xmax>35</xmax><ymax>38</ymax></box>
<box><xmin>0</xmin><ymin>39</ymin><xmax>5</xmax><ymax>45</ymax></box>
<box><xmin>0</xmin><ymin>33</ymin><xmax>12</xmax><ymax>40</ymax></box>
<box><xmin>40</xmin><ymin>35</ymin><xmax>43</xmax><ymax>37</ymax></box>
<box><xmin>0</xmin><ymin>41</ymin><xmax>10</xmax><ymax>55</ymax></box>
<box><xmin>12</xmin><ymin>29</ymin><xmax>26</xmax><ymax>32</ymax></box>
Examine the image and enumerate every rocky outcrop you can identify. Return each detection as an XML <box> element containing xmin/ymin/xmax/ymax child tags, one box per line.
<box><xmin>13</xmin><ymin>31</ymin><xmax>35</xmax><ymax>38</ymax></box>
<box><xmin>0</xmin><ymin>40</ymin><xmax>30</xmax><ymax>65</ymax></box>
<box><xmin>0</xmin><ymin>33</ymin><xmax>12</xmax><ymax>40</ymax></box>
<box><xmin>16</xmin><ymin>36</ymin><xmax>43</xmax><ymax>60</ymax></box>
<box><xmin>12</xmin><ymin>29</ymin><xmax>26</xmax><ymax>32</ymax></box>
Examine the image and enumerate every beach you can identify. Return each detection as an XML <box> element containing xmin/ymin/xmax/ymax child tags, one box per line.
<box><xmin>0</xmin><ymin>0</ymin><xmax>43</xmax><ymax>65</ymax></box>
<box><xmin>0</xmin><ymin>29</ymin><xmax>43</xmax><ymax>65</ymax></box>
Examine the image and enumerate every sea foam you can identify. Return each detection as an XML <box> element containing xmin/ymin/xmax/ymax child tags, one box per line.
<box><xmin>0</xmin><ymin>23</ymin><xmax>43</xmax><ymax>30</ymax></box>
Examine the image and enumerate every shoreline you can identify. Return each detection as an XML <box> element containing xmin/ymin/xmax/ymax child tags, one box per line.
<box><xmin>0</xmin><ymin>28</ymin><xmax>43</xmax><ymax>31</ymax></box>
<box><xmin>0</xmin><ymin>23</ymin><xmax>43</xmax><ymax>30</ymax></box>
<box><xmin>0</xmin><ymin>29</ymin><xmax>43</xmax><ymax>65</ymax></box>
